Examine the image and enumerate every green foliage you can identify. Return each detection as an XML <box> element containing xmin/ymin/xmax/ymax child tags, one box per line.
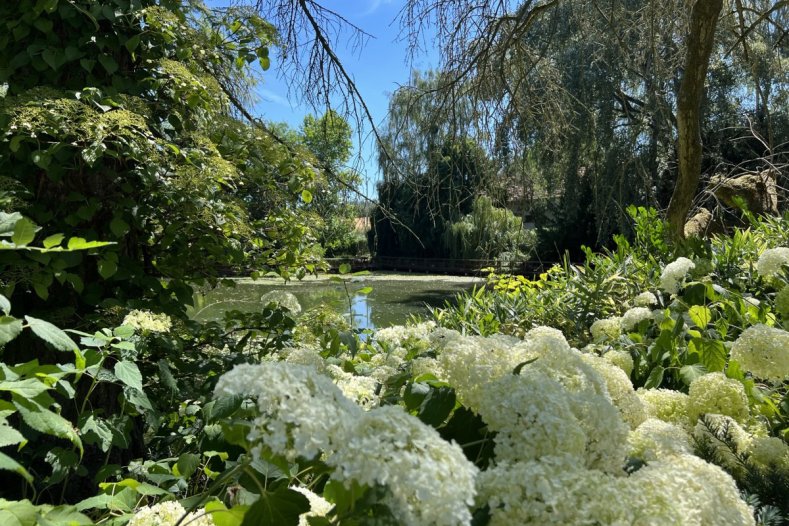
<box><xmin>442</xmin><ymin>196</ymin><xmax>536</xmax><ymax>261</ymax></box>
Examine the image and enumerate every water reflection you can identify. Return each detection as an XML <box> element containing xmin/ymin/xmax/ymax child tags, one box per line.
<box><xmin>190</xmin><ymin>274</ymin><xmax>482</xmax><ymax>328</ymax></box>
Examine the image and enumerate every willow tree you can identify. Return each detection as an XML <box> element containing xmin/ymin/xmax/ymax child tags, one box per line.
<box><xmin>244</xmin><ymin>0</ymin><xmax>787</xmax><ymax>244</ymax></box>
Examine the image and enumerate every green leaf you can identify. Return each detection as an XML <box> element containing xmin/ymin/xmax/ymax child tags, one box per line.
<box><xmin>417</xmin><ymin>386</ymin><xmax>456</xmax><ymax>426</ymax></box>
<box><xmin>0</xmin><ymin>379</ymin><xmax>51</xmax><ymax>399</ymax></box>
<box><xmin>241</xmin><ymin>488</ymin><xmax>310</xmax><ymax>526</ymax></box>
<box><xmin>11</xmin><ymin>217</ymin><xmax>38</xmax><ymax>247</ymax></box>
<box><xmin>205</xmin><ymin>501</ymin><xmax>247</xmax><ymax>526</ymax></box>
<box><xmin>697</xmin><ymin>338</ymin><xmax>727</xmax><ymax>373</ymax></box>
<box><xmin>205</xmin><ymin>395</ymin><xmax>242</xmax><ymax>422</ymax></box>
<box><xmin>25</xmin><ymin>316</ymin><xmax>78</xmax><ymax>351</ymax></box>
<box><xmin>98</xmin><ymin>258</ymin><xmax>118</xmax><ymax>279</ymax></box>
<box><xmin>300</xmin><ymin>189</ymin><xmax>312</xmax><ymax>203</ymax></box>
<box><xmin>644</xmin><ymin>366</ymin><xmax>664</xmax><ymax>389</ymax></box>
<box><xmin>35</xmin><ymin>0</ymin><xmax>59</xmax><ymax>13</ymax></box>
<box><xmin>0</xmin><ymin>317</ymin><xmax>23</xmax><ymax>345</ymax></box>
<box><xmin>38</xmin><ymin>506</ymin><xmax>93</xmax><ymax>525</ymax></box>
<box><xmin>13</xmin><ymin>396</ymin><xmax>82</xmax><ymax>454</ymax></box>
<box><xmin>0</xmin><ymin>212</ymin><xmax>23</xmax><ymax>237</ymax></box>
<box><xmin>124</xmin><ymin>35</ymin><xmax>141</xmax><ymax>54</ymax></box>
<box><xmin>42</xmin><ymin>233</ymin><xmax>64</xmax><ymax>249</ymax></box>
<box><xmin>66</xmin><ymin>237</ymin><xmax>113</xmax><ymax>250</ymax></box>
<box><xmin>0</xmin><ymin>423</ymin><xmax>26</xmax><ymax>447</ymax></box>
<box><xmin>176</xmin><ymin>452</ymin><xmax>200</xmax><ymax>478</ymax></box>
<box><xmin>338</xmin><ymin>263</ymin><xmax>351</xmax><ymax>275</ymax></box>
<box><xmin>0</xmin><ymin>452</ymin><xmax>33</xmax><ymax>484</ymax></box>
<box><xmin>81</xmin><ymin>415</ymin><xmax>113</xmax><ymax>452</ymax></box>
<box><xmin>97</xmin><ymin>54</ymin><xmax>118</xmax><ymax>75</ymax></box>
<box><xmin>0</xmin><ymin>295</ymin><xmax>10</xmax><ymax>315</ymax></box>
<box><xmin>688</xmin><ymin>305</ymin><xmax>712</xmax><ymax>328</ymax></box>
<box><xmin>114</xmin><ymin>361</ymin><xmax>143</xmax><ymax>392</ymax></box>
<box><xmin>31</xmin><ymin>151</ymin><xmax>51</xmax><ymax>169</ymax></box>
<box><xmin>109</xmin><ymin>216</ymin><xmax>129</xmax><ymax>237</ymax></box>
<box><xmin>41</xmin><ymin>48</ymin><xmax>61</xmax><ymax>70</ymax></box>
<box><xmin>357</xmin><ymin>286</ymin><xmax>373</xmax><ymax>295</ymax></box>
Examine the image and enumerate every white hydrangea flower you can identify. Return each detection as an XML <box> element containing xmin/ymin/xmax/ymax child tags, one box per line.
<box><xmin>329</xmin><ymin>406</ymin><xmax>478</xmax><ymax>526</ymax></box>
<box><xmin>582</xmin><ymin>354</ymin><xmax>646</xmax><ymax>429</ymax></box>
<box><xmin>637</xmin><ymin>388</ymin><xmax>690</xmax><ymax>428</ymax></box>
<box><xmin>128</xmin><ymin>501</ymin><xmax>214</xmax><ymax>526</ymax></box>
<box><xmin>375</xmin><ymin>321</ymin><xmax>437</xmax><ymax>350</ymax></box>
<box><xmin>620</xmin><ymin>307</ymin><xmax>653</xmax><ymax>331</ymax></box>
<box><xmin>747</xmin><ymin>436</ymin><xmax>789</xmax><ymax>470</ymax></box>
<box><xmin>632</xmin><ymin>454</ymin><xmax>755</xmax><ymax>525</ymax></box>
<box><xmin>326</xmin><ymin>365</ymin><xmax>380</xmax><ymax>409</ymax></box>
<box><xmin>122</xmin><ymin>309</ymin><xmax>172</xmax><ymax>334</ymax></box>
<box><xmin>688</xmin><ymin>373</ymin><xmax>750</xmax><ymax>425</ymax></box>
<box><xmin>477</xmin><ymin>456</ymin><xmax>682</xmax><ymax>525</ymax></box>
<box><xmin>603</xmin><ymin>350</ymin><xmax>633</xmax><ymax>377</ymax></box>
<box><xmin>260</xmin><ymin>290</ymin><xmax>301</xmax><ymax>314</ymax></box>
<box><xmin>730</xmin><ymin>324</ymin><xmax>789</xmax><ymax>380</ymax></box>
<box><xmin>659</xmin><ymin>257</ymin><xmax>695</xmax><ymax>294</ymax></box>
<box><xmin>628</xmin><ymin>418</ymin><xmax>692</xmax><ymax>462</ymax></box>
<box><xmin>756</xmin><ymin>247</ymin><xmax>789</xmax><ymax>279</ymax></box>
<box><xmin>214</xmin><ymin>363</ymin><xmax>477</xmax><ymax>526</ymax></box>
<box><xmin>589</xmin><ymin>317</ymin><xmax>621</xmax><ymax>342</ymax></box>
<box><xmin>633</xmin><ymin>291</ymin><xmax>658</xmax><ymax>307</ymax></box>
<box><xmin>291</xmin><ymin>486</ymin><xmax>333</xmax><ymax>526</ymax></box>
<box><xmin>476</xmin><ymin>370</ymin><xmax>588</xmax><ymax>464</ymax></box>
<box><xmin>213</xmin><ymin>363</ymin><xmax>360</xmax><ymax>461</ymax></box>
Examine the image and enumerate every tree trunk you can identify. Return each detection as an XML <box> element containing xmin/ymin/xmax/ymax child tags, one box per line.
<box><xmin>666</xmin><ymin>0</ymin><xmax>724</xmax><ymax>240</ymax></box>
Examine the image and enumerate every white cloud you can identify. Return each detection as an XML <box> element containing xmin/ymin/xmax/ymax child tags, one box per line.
<box><xmin>258</xmin><ymin>88</ymin><xmax>291</xmax><ymax>107</ymax></box>
<box><xmin>362</xmin><ymin>0</ymin><xmax>395</xmax><ymax>16</ymax></box>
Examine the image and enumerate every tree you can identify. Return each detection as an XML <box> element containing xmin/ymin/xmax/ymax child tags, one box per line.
<box><xmin>0</xmin><ymin>1</ymin><xmax>317</xmax><ymax>319</ymax></box>
<box><xmin>666</xmin><ymin>0</ymin><xmax>724</xmax><ymax>239</ymax></box>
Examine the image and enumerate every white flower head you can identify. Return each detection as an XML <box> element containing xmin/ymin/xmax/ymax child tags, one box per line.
<box><xmin>590</xmin><ymin>318</ymin><xmax>621</xmax><ymax>342</ymax></box>
<box><xmin>633</xmin><ymin>291</ymin><xmax>658</xmax><ymax>307</ymax></box>
<box><xmin>122</xmin><ymin>309</ymin><xmax>172</xmax><ymax>334</ymax></box>
<box><xmin>688</xmin><ymin>373</ymin><xmax>750</xmax><ymax>425</ymax></box>
<box><xmin>659</xmin><ymin>257</ymin><xmax>695</xmax><ymax>294</ymax></box>
<box><xmin>128</xmin><ymin>501</ymin><xmax>214</xmax><ymax>526</ymax></box>
<box><xmin>620</xmin><ymin>307</ymin><xmax>653</xmax><ymax>331</ymax></box>
<box><xmin>730</xmin><ymin>324</ymin><xmax>789</xmax><ymax>381</ymax></box>
<box><xmin>757</xmin><ymin>247</ymin><xmax>789</xmax><ymax>280</ymax></box>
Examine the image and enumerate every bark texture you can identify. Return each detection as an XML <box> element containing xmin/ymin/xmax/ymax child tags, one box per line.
<box><xmin>666</xmin><ymin>0</ymin><xmax>724</xmax><ymax>239</ymax></box>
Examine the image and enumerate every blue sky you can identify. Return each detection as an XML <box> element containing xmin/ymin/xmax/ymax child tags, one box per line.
<box><xmin>208</xmin><ymin>1</ymin><xmax>438</xmax><ymax>197</ymax></box>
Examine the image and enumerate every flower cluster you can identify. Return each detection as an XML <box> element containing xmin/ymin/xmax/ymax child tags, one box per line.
<box><xmin>730</xmin><ymin>324</ymin><xmax>789</xmax><ymax>380</ymax></box>
<box><xmin>637</xmin><ymin>388</ymin><xmax>690</xmax><ymax>427</ymax></box>
<box><xmin>589</xmin><ymin>317</ymin><xmax>621</xmax><ymax>342</ymax></box>
<box><xmin>602</xmin><ymin>350</ymin><xmax>634</xmax><ymax>376</ymax></box>
<box><xmin>633</xmin><ymin>291</ymin><xmax>658</xmax><ymax>307</ymax></box>
<box><xmin>620</xmin><ymin>307</ymin><xmax>653</xmax><ymax>331</ymax></box>
<box><xmin>659</xmin><ymin>257</ymin><xmax>695</xmax><ymax>294</ymax></box>
<box><xmin>756</xmin><ymin>246</ymin><xmax>789</xmax><ymax>279</ymax></box>
<box><xmin>628</xmin><ymin>418</ymin><xmax>691</xmax><ymax>462</ymax></box>
<box><xmin>747</xmin><ymin>436</ymin><xmax>789</xmax><ymax>471</ymax></box>
<box><xmin>581</xmin><ymin>355</ymin><xmax>646</xmax><ymax>429</ymax></box>
<box><xmin>291</xmin><ymin>486</ymin><xmax>333</xmax><ymax>526</ymax></box>
<box><xmin>214</xmin><ymin>362</ymin><xmax>477</xmax><ymax>526</ymax></box>
<box><xmin>122</xmin><ymin>309</ymin><xmax>172</xmax><ymax>334</ymax></box>
<box><xmin>477</xmin><ymin>453</ymin><xmax>754</xmax><ymax>526</ymax></box>
<box><xmin>688</xmin><ymin>373</ymin><xmax>750</xmax><ymax>424</ymax></box>
<box><xmin>128</xmin><ymin>501</ymin><xmax>213</xmax><ymax>526</ymax></box>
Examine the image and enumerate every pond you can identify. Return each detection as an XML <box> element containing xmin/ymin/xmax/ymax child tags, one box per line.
<box><xmin>188</xmin><ymin>272</ymin><xmax>484</xmax><ymax>329</ymax></box>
